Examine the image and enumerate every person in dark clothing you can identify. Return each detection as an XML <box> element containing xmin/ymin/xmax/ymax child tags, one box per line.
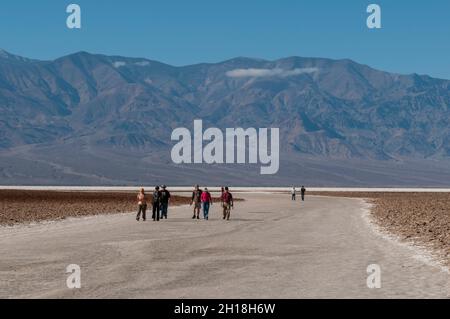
<box><xmin>221</xmin><ymin>187</ymin><xmax>234</xmax><ymax>220</ymax></box>
<box><xmin>159</xmin><ymin>185</ymin><xmax>171</xmax><ymax>219</ymax></box>
<box><xmin>301</xmin><ymin>186</ymin><xmax>306</xmax><ymax>201</ymax></box>
<box><xmin>136</xmin><ymin>188</ymin><xmax>147</xmax><ymax>221</ymax></box>
<box><xmin>191</xmin><ymin>185</ymin><xmax>203</xmax><ymax>220</ymax></box>
<box><xmin>152</xmin><ymin>186</ymin><xmax>161</xmax><ymax>221</ymax></box>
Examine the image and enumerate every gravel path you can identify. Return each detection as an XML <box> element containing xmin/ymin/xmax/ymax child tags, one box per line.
<box><xmin>0</xmin><ymin>194</ymin><xmax>448</xmax><ymax>298</ymax></box>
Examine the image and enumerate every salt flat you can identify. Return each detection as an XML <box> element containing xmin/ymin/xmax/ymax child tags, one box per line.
<box><xmin>0</xmin><ymin>194</ymin><xmax>448</xmax><ymax>298</ymax></box>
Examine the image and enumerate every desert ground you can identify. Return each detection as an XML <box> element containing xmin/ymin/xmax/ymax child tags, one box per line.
<box><xmin>0</xmin><ymin>190</ymin><xmax>449</xmax><ymax>299</ymax></box>
<box><xmin>0</xmin><ymin>190</ymin><xmax>192</xmax><ymax>225</ymax></box>
<box><xmin>310</xmin><ymin>192</ymin><xmax>450</xmax><ymax>268</ymax></box>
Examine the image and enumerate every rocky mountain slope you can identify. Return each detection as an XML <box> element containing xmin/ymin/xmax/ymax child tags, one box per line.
<box><xmin>0</xmin><ymin>50</ymin><xmax>449</xmax><ymax>185</ymax></box>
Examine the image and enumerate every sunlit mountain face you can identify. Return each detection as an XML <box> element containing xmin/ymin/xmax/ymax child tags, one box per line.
<box><xmin>1</xmin><ymin>50</ymin><xmax>449</xmax><ymax>186</ymax></box>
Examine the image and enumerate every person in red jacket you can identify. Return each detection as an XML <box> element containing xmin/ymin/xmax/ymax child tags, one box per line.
<box><xmin>200</xmin><ymin>188</ymin><xmax>213</xmax><ymax>220</ymax></box>
<box><xmin>221</xmin><ymin>187</ymin><xmax>234</xmax><ymax>220</ymax></box>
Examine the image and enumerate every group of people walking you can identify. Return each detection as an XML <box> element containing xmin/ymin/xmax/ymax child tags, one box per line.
<box><xmin>136</xmin><ymin>185</ymin><xmax>234</xmax><ymax>222</ymax></box>
<box><xmin>191</xmin><ymin>185</ymin><xmax>234</xmax><ymax>220</ymax></box>
<box><xmin>137</xmin><ymin>185</ymin><xmax>304</xmax><ymax>222</ymax></box>
<box><xmin>136</xmin><ymin>185</ymin><xmax>171</xmax><ymax>221</ymax></box>
<box><xmin>291</xmin><ymin>186</ymin><xmax>306</xmax><ymax>201</ymax></box>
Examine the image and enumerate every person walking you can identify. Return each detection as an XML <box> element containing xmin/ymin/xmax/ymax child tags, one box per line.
<box><xmin>301</xmin><ymin>186</ymin><xmax>306</xmax><ymax>201</ymax></box>
<box><xmin>160</xmin><ymin>185</ymin><xmax>171</xmax><ymax>219</ymax></box>
<box><xmin>152</xmin><ymin>186</ymin><xmax>161</xmax><ymax>221</ymax></box>
<box><xmin>136</xmin><ymin>188</ymin><xmax>147</xmax><ymax>221</ymax></box>
<box><xmin>201</xmin><ymin>188</ymin><xmax>213</xmax><ymax>220</ymax></box>
<box><xmin>291</xmin><ymin>186</ymin><xmax>296</xmax><ymax>201</ymax></box>
<box><xmin>191</xmin><ymin>185</ymin><xmax>203</xmax><ymax>219</ymax></box>
<box><xmin>221</xmin><ymin>187</ymin><xmax>234</xmax><ymax>220</ymax></box>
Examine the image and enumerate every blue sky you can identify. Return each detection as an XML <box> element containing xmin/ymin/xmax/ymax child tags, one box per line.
<box><xmin>0</xmin><ymin>0</ymin><xmax>449</xmax><ymax>79</ymax></box>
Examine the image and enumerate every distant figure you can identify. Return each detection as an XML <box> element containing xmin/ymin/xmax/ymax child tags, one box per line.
<box><xmin>160</xmin><ymin>185</ymin><xmax>171</xmax><ymax>219</ymax></box>
<box><xmin>221</xmin><ymin>187</ymin><xmax>234</xmax><ymax>220</ymax></box>
<box><xmin>201</xmin><ymin>187</ymin><xmax>213</xmax><ymax>220</ymax></box>
<box><xmin>291</xmin><ymin>187</ymin><xmax>296</xmax><ymax>201</ymax></box>
<box><xmin>301</xmin><ymin>186</ymin><xmax>306</xmax><ymax>201</ymax></box>
<box><xmin>136</xmin><ymin>188</ymin><xmax>147</xmax><ymax>221</ymax></box>
<box><xmin>152</xmin><ymin>186</ymin><xmax>161</xmax><ymax>221</ymax></box>
<box><xmin>191</xmin><ymin>185</ymin><xmax>203</xmax><ymax>220</ymax></box>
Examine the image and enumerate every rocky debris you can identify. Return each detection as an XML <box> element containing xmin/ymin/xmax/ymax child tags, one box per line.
<box><xmin>0</xmin><ymin>190</ymin><xmax>191</xmax><ymax>226</ymax></box>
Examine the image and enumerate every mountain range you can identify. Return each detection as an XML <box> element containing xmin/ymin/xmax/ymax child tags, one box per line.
<box><xmin>0</xmin><ymin>49</ymin><xmax>449</xmax><ymax>186</ymax></box>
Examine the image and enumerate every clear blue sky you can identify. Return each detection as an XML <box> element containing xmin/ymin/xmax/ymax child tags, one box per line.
<box><xmin>0</xmin><ymin>0</ymin><xmax>449</xmax><ymax>79</ymax></box>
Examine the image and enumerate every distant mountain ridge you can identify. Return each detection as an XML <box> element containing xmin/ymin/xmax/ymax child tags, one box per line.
<box><xmin>0</xmin><ymin>49</ymin><xmax>449</xmax><ymax>186</ymax></box>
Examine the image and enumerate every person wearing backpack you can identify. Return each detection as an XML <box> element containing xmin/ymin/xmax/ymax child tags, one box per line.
<box><xmin>191</xmin><ymin>185</ymin><xmax>203</xmax><ymax>220</ymax></box>
<box><xmin>152</xmin><ymin>186</ymin><xmax>161</xmax><ymax>221</ymax></box>
<box><xmin>160</xmin><ymin>185</ymin><xmax>171</xmax><ymax>219</ymax></box>
<box><xmin>201</xmin><ymin>188</ymin><xmax>213</xmax><ymax>220</ymax></box>
<box><xmin>221</xmin><ymin>187</ymin><xmax>234</xmax><ymax>220</ymax></box>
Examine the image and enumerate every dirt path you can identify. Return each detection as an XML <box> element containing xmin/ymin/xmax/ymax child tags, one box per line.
<box><xmin>0</xmin><ymin>194</ymin><xmax>448</xmax><ymax>298</ymax></box>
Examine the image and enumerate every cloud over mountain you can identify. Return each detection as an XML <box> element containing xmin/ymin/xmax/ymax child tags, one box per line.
<box><xmin>226</xmin><ymin>67</ymin><xmax>319</xmax><ymax>78</ymax></box>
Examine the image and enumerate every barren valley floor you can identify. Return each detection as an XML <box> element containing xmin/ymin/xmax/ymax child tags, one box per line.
<box><xmin>0</xmin><ymin>193</ymin><xmax>448</xmax><ymax>298</ymax></box>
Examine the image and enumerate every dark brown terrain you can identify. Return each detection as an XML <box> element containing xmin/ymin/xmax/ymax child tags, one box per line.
<box><xmin>0</xmin><ymin>190</ymin><xmax>191</xmax><ymax>226</ymax></box>
<box><xmin>0</xmin><ymin>189</ymin><xmax>241</xmax><ymax>226</ymax></box>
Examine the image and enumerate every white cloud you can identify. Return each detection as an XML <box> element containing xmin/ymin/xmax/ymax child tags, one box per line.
<box><xmin>226</xmin><ymin>67</ymin><xmax>319</xmax><ymax>78</ymax></box>
<box><xmin>113</xmin><ymin>61</ymin><xmax>127</xmax><ymax>68</ymax></box>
